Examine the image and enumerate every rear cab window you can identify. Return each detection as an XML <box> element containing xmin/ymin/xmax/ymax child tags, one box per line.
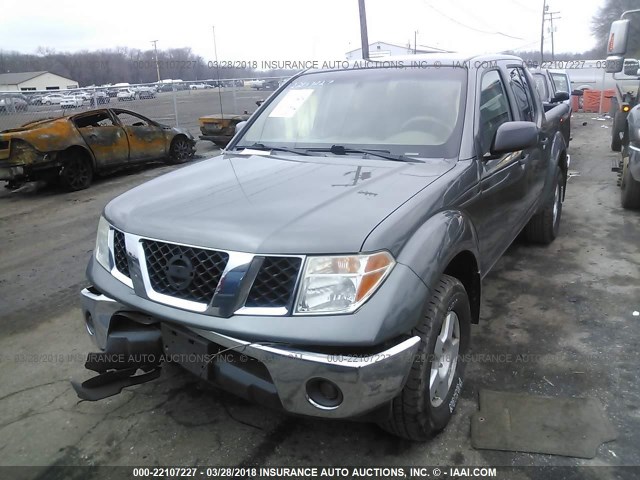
<box><xmin>507</xmin><ymin>67</ymin><xmax>537</xmax><ymax>122</ymax></box>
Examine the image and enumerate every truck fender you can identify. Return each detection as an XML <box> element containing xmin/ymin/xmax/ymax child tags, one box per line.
<box><xmin>395</xmin><ymin>210</ymin><xmax>482</xmax><ymax>324</ymax></box>
<box><xmin>626</xmin><ymin>107</ymin><xmax>640</xmax><ymax>145</ymax></box>
<box><xmin>628</xmin><ymin>146</ymin><xmax>640</xmax><ymax>182</ymax></box>
<box><xmin>540</xmin><ymin>131</ymin><xmax>568</xmax><ymax>205</ymax></box>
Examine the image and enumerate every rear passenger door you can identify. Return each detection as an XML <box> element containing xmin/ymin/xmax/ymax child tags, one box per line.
<box><xmin>505</xmin><ymin>66</ymin><xmax>546</xmax><ymax>218</ymax></box>
<box><xmin>471</xmin><ymin>68</ymin><xmax>528</xmax><ymax>273</ymax></box>
<box><xmin>74</xmin><ymin>110</ymin><xmax>129</xmax><ymax>168</ymax></box>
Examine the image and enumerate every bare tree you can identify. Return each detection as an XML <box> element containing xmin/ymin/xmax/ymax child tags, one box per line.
<box><xmin>591</xmin><ymin>0</ymin><xmax>640</xmax><ymax>58</ymax></box>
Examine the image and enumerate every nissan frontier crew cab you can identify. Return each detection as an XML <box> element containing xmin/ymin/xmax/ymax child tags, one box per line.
<box><xmin>74</xmin><ymin>54</ymin><xmax>570</xmax><ymax>440</ymax></box>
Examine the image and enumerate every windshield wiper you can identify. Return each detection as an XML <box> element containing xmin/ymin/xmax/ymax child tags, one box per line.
<box><xmin>235</xmin><ymin>143</ymin><xmax>313</xmax><ymax>156</ymax></box>
<box><xmin>306</xmin><ymin>145</ymin><xmax>424</xmax><ymax>163</ymax></box>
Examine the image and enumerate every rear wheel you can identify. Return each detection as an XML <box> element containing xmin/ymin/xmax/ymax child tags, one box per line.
<box><xmin>621</xmin><ymin>158</ymin><xmax>640</xmax><ymax>209</ymax></box>
<box><xmin>379</xmin><ymin>274</ymin><xmax>471</xmax><ymax>441</ymax></box>
<box><xmin>168</xmin><ymin>136</ymin><xmax>194</xmax><ymax>164</ymax></box>
<box><xmin>524</xmin><ymin>166</ymin><xmax>563</xmax><ymax>244</ymax></box>
<box><xmin>611</xmin><ymin>111</ymin><xmax>625</xmax><ymax>152</ymax></box>
<box><xmin>58</xmin><ymin>151</ymin><xmax>93</xmax><ymax>191</ymax></box>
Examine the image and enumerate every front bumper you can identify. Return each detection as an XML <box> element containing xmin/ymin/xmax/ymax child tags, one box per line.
<box><xmin>80</xmin><ymin>287</ymin><xmax>421</xmax><ymax>419</ymax></box>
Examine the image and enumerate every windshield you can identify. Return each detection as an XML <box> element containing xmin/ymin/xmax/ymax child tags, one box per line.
<box><xmin>238</xmin><ymin>67</ymin><xmax>467</xmax><ymax>158</ymax></box>
<box><xmin>550</xmin><ymin>73</ymin><xmax>569</xmax><ymax>93</ymax></box>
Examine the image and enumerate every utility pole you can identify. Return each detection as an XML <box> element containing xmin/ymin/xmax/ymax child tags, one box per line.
<box><xmin>414</xmin><ymin>30</ymin><xmax>418</xmax><ymax>54</ymax></box>
<box><xmin>151</xmin><ymin>40</ymin><xmax>161</xmax><ymax>83</ymax></box>
<box><xmin>212</xmin><ymin>26</ymin><xmax>224</xmax><ymax>120</ymax></box>
<box><xmin>358</xmin><ymin>0</ymin><xmax>369</xmax><ymax>60</ymax></box>
<box><xmin>539</xmin><ymin>0</ymin><xmax>547</xmax><ymax>65</ymax></box>
<box><xmin>546</xmin><ymin>11</ymin><xmax>561</xmax><ymax>61</ymax></box>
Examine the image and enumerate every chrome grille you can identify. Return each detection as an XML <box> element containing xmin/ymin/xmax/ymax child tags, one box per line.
<box><xmin>141</xmin><ymin>240</ymin><xmax>229</xmax><ymax>304</ymax></box>
<box><xmin>113</xmin><ymin>230</ymin><xmax>130</xmax><ymax>277</ymax></box>
<box><xmin>245</xmin><ymin>257</ymin><xmax>302</xmax><ymax>309</ymax></box>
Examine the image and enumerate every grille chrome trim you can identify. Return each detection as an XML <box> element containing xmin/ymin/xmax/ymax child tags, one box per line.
<box><xmin>108</xmin><ymin>228</ymin><xmax>133</xmax><ymax>288</ymax></box>
<box><xmin>106</xmin><ymin>227</ymin><xmax>304</xmax><ymax>316</ymax></box>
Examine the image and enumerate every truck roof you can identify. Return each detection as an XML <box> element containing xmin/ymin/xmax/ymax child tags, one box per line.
<box><xmin>307</xmin><ymin>53</ymin><xmax>525</xmax><ymax>73</ymax></box>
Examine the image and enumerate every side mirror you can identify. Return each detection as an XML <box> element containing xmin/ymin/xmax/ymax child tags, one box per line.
<box><xmin>607</xmin><ymin>19</ymin><xmax>630</xmax><ymax>56</ymax></box>
<box><xmin>623</xmin><ymin>59</ymin><xmax>640</xmax><ymax>76</ymax></box>
<box><xmin>606</xmin><ymin>56</ymin><xmax>625</xmax><ymax>74</ymax></box>
<box><xmin>235</xmin><ymin>121</ymin><xmax>247</xmax><ymax>134</ymax></box>
<box><xmin>551</xmin><ymin>91</ymin><xmax>570</xmax><ymax>103</ymax></box>
<box><xmin>490</xmin><ymin>122</ymin><xmax>538</xmax><ymax>155</ymax></box>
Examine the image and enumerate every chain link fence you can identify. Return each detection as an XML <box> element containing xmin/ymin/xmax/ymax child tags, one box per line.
<box><xmin>0</xmin><ymin>77</ymin><xmax>289</xmax><ymax>140</ymax></box>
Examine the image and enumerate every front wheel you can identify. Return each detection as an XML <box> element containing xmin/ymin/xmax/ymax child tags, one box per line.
<box><xmin>524</xmin><ymin>166</ymin><xmax>563</xmax><ymax>244</ymax></box>
<box><xmin>379</xmin><ymin>274</ymin><xmax>471</xmax><ymax>441</ymax></box>
<box><xmin>611</xmin><ymin>111</ymin><xmax>625</xmax><ymax>152</ymax></box>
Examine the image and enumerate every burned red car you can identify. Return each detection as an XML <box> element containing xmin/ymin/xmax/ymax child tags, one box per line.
<box><xmin>0</xmin><ymin>108</ymin><xmax>196</xmax><ymax>191</ymax></box>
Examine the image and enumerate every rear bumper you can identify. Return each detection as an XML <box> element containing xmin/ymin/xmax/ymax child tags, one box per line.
<box><xmin>199</xmin><ymin>134</ymin><xmax>232</xmax><ymax>147</ymax></box>
<box><xmin>80</xmin><ymin>287</ymin><xmax>420</xmax><ymax>419</ymax></box>
<box><xmin>0</xmin><ymin>165</ymin><xmax>24</xmax><ymax>181</ymax></box>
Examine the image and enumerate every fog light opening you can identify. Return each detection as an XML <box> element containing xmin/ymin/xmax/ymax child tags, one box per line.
<box><xmin>305</xmin><ymin>378</ymin><xmax>343</xmax><ymax>410</ymax></box>
<box><xmin>85</xmin><ymin>313</ymin><xmax>96</xmax><ymax>336</ymax></box>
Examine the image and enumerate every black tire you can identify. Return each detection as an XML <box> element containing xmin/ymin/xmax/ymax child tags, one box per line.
<box><xmin>379</xmin><ymin>274</ymin><xmax>471</xmax><ymax>441</ymax></box>
<box><xmin>58</xmin><ymin>151</ymin><xmax>93</xmax><ymax>191</ymax></box>
<box><xmin>621</xmin><ymin>159</ymin><xmax>640</xmax><ymax>209</ymax></box>
<box><xmin>611</xmin><ymin>111</ymin><xmax>625</xmax><ymax>152</ymax></box>
<box><xmin>167</xmin><ymin>136</ymin><xmax>194</xmax><ymax>165</ymax></box>
<box><xmin>524</xmin><ymin>166</ymin><xmax>563</xmax><ymax>244</ymax></box>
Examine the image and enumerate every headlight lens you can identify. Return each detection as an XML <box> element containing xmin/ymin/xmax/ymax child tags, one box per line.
<box><xmin>95</xmin><ymin>216</ymin><xmax>111</xmax><ymax>271</ymax></box>
<box><xmin>294</xmin><ymin>251</ymin><xmax>395</xmax><ymax>314</ymax></box>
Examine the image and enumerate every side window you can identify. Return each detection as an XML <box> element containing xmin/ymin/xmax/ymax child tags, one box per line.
<box><xmin>532</xmin><ymin>74</ymin><xmax>549</xmax><ymax>100</ymax></box>
<box><xmin>479</xmin><ymin>70</ymin><xmax>512</xmax><ymax>155</ymax></box>
<box><xmin>508</xmin><ymin>67</ymin><xmax>536</xmax><ymax>121</ymax></box>
<box><xmin>116</xmin><ymin>111</ymin><xmax>149</xmax><ymax>127</ymax></box>
<box><xmin>550</xmin><ymin>73</ymin><xmax>569</xmax><ymax>94</ymax></box>
<box><xmin>74</xmin><ymin>112</ymin><xmax>115</xmax><ymax>128</ymax></box>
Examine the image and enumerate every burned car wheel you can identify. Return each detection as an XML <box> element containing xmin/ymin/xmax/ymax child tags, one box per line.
<box><xmin>59</xmin><ymin>152</ymin><xmax>93</xmax><ymax>191</ymax></box>
<box><xmin>379</xmin><ymin>274</ymin><xmax>470</xmax><ymax>441</ymax></box>
<box><xmin>168</xmin><ymin>136</ymin><xmax>194</xmax><ymax>165</ymax></box>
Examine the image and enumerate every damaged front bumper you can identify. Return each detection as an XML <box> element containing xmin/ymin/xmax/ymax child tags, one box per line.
<box><xmin>77</xmin><ymin>287</ymin><xmax>421</xmax><ymax>419</ymax></box>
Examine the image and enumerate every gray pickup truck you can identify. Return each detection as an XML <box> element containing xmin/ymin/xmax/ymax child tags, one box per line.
<box><xmin>74</xmin><ymin>54</ymin><xmax>570</xmax><ymax>440</ymax></box>
<box><xmin>616</xmin><ymin>105</ymin><xmax>640</xmax><ymax>208</ymax></box>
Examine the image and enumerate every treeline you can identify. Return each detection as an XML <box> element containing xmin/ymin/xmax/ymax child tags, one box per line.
<box><xmin>0</xmin><ymin>47</ymin><xmax>296</xmax><ymax>87</ymax></box>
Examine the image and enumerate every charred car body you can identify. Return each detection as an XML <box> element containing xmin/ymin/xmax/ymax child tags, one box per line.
<box><xmin>0</xmin><ymin>108</ymin><xmax>195</xmax><ymax>191</ymax></box>
<box><xmin>74</xmin><ymin>54</ymin><xmax>570</xmax><ymax>440</ymax></box>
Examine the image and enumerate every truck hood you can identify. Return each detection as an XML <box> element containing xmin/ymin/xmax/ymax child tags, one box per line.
<box><xmin>105</xmin><ymin>153</ymin><xmax>455</xmax><ymax>254</ymax></box>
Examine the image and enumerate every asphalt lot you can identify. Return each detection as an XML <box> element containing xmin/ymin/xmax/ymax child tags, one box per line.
<box><xmin>0</xmin><ymin>113</ymin><xmax>639</xmax><ymax>477</ymax></box>
<box><xmin>0</xmin><ymin>88</ymin><xmax>270</xmax><ymax>139</ymax></box>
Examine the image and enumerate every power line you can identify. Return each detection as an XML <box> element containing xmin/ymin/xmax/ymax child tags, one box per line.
<box><xmin>423</xmin><ymin>1</ymin><xmax>524</xmax><ymax>40</ymax></box>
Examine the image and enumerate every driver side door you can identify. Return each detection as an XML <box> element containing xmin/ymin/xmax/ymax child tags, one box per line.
<box><xmin>113</xmin><ymin>110</ymin><xmax>167</xmax><ymax>161</ymax></box>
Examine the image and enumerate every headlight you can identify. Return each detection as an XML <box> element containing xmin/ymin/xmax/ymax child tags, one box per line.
<box><xmin>294</xmin><ymin>251</ymin><xmax>395</xmax><ymax>315</ymax></box>
<box><xmin>95</xmin><ymin>216</ymin><xmax>111</xmax><ymax>271</ymax></box>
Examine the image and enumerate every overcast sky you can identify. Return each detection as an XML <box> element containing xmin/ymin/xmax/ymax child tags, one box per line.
<box><xmin>0</xmin><ymin>0</ymin><xmax>606</xmax><ymax>60</ymax></box>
